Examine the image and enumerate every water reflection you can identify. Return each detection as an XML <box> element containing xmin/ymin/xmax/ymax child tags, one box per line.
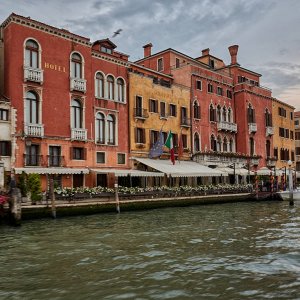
<box><xmin>0</xmin><ymin>201</ymin><xmax>299</xmax><ymax>299</ymax></box>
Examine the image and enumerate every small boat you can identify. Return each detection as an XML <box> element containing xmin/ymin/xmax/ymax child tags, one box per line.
<box><xmin>277</xmin><ymin>189</ymin><xmax>300</xmax><ymax>201</ymax></box>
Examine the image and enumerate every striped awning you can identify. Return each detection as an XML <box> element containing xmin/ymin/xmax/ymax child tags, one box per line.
<box><xmin>134</xmin><ymin>157</ymin><xmax>226</xmax><ymax>177</ymax></box>
<box><xmin>14</xmin><ymin>168</ymin><xmax>89</xmax><ymax>175</ymax></box>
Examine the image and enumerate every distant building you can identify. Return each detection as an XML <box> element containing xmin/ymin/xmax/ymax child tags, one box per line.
<box><xmin>295</xmin><ymin>111</ymin><xmax>300</xmax><ymax>183</ymax></box>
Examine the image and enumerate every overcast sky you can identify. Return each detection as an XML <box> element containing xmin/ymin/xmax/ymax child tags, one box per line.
<box><xmin>0</xmin><ymin>0</ymin><xmax>299</xmax><ymax>110</ymax></box>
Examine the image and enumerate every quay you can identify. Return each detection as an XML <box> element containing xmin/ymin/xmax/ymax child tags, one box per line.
<box><xmin>1</xmin><ymin>191</ymin><xmax>280</xmax><ymax>223</ymax></box>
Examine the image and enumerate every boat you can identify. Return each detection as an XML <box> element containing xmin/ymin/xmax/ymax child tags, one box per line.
<box><xmin>277</xmin><ymin>189</ymin><xmax>300</xmax><ymax>201</ymax></box>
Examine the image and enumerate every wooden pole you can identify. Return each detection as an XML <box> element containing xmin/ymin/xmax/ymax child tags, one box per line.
<box><xmin>114</xmin><ymin>177</ymin><xmax>120</xmax><ymax>213</ymax></box>
<box><xmin>49</xmin><ymin>176</ymin><xmax>56</xmax><ymax>218</ymax></box>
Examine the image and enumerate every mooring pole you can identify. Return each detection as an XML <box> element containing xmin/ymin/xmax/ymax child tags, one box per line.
<box><xmin>288</xmin><ymin>160</ymin><xmax>294</xmax><ymax>206</ymax></box>
<box><xmin>49</xmin><ymin>175</ymin><xmax>56</xmax><ymax>218</ymax></box>
<box><xmin>114</xmin><ymin>177</ymin><xmax>120</xmax><ymax>213</ymax></box>
<box><xmin>255</xmin><ymin>171</ymin><xmax>258</xmax><ymax>200</ymax></box>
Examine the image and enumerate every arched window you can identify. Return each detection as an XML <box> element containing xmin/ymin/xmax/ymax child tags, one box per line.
<box><xmin>229</xmin><ymin>138</ymin><xmax>234</xmax><ymax>152</ymax></box>
<box><xmin>25</xmin><ymin>91</ymin><xmax>39</xmax><ymax>123</ymax></box>
<box><xmin>96</xmin><ymin>112</ymin><xmax>105</xmax><ymax>143</ymax></box>
<box><xmin>71</xmin><ymin>53</ymin><xmax>82</xmax><ymax>78</ymax></box>
<box><xmin>249</xmin><ymin>137</ymin><xmax>255</xmax><ymax>156</ymax></box>
<box><xmin>107</xmin><ymin>75</ymin><xmax>114</xmax><ymax>100</ymax></box>
<box><xmin>217</xmin><ymin>135</ymin><xmax>222</xmax><ymax>151</ymax></box>
<box><xmin>193</xmin><ymin>101</ymin><xmax>201</xmax><ymax>119</ymax></box>
<box><xmin>71</xmin><ymin>99</ymin><xmax>82</xmax><ymax>128</ymax></box>
<box><xmin>223</xmin><ymin>137</ymin><xmax>228</xmax><ymax>152</ymax></box>
<box><xmin>25</xmin><ymin>39</ymin><xmax>39</xmax><ymax>68</ymax></box>
<box><xmin>265</xmin><ymin>109</ymin><xmax>272</xmax><ymax>127</ymax></box>
<box><xmin>222</xmin><ymin>107</ymin><xmax>227</xmax><ymax>122</ymax></box>
<box><xmin>247</xmin><ymin>104</ymin><xmax>256</xmax><ymax>123</ymax></box>
<box><xmin>117</xmin><ymin>78</ymin><xmax>125</xmax><ymax>102</ymax></box>
<box><xmin>211</xmin><ymin>135</ymin><xmax>217</xmax><ymax>151</ymax></box>
<box><xmin>194</xmin><ymin>133</ymin><xmax>200</xmax><ymax>152</ymax></box>
<box><xmin>209</xmin><ymin>104</ymin><xmax>215</xmax><ymax>122</ymax></box>
<box><xmin>95</xmin><ymin>72</ymin><xmax>104</xmax><ymax>98</ymax></box>
<box><xmin>107</xmin><ymin>114</ymin><xmax>115</xmax><ymax>144</ymax></box>
<box><xmin>216</xmin><ymin>105</ymin><xmax>221</xmax><ymax>122</ymax></box>
<box><xmin>266</xmin><ymin>140</ymin><xmax>271</xmax><ymax>157</ymax></box>
<box><xmin>228</xmin><ymin>108</ymin><xmax>232</xmax><ymax>123</ymax></box>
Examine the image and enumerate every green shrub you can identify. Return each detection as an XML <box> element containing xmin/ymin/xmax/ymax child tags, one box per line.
<box><xmin>17</xmin><ymin>172</ymin><xmax>28</xmax><ymax>197</ymax></box>
<box><xmin>27</xmin><ymin>173</ymin><xmax>42</xmax><ymax>203</ymax></box>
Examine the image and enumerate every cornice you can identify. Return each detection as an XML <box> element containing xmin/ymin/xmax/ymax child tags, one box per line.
<box><xmin>92</xmin><ymin>51</ymin><xmax>130</xmax><ymax>67</ymax></box>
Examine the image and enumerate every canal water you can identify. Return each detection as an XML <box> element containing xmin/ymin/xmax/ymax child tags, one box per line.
<box><xmin>0</xmin><ymin>201</ymin><xmax>300</xmax><ymax>299</ymax></box>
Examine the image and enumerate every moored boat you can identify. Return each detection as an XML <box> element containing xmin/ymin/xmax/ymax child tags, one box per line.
<box><xmin>277</xmin><ymin>189</ymin><xmax>300</xmax><ymax>201</ymax></box>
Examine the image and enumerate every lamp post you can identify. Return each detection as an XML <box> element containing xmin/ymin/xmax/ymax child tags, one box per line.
<box><xmin>288</xmin><ymin>160</ymin><xmax>293</xmax><ymax>205</ymax></box>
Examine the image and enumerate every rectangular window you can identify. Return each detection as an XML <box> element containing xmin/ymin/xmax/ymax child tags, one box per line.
<box><xmin>0</xmin><ymin>141</ymin><xmax>11</xmax><ymax>156</ymax></box>
<box><xmin>182</xmin><ymin>134</ymin><xmax>187</xmax><ymax>148</ymax></box>
<box><xmin>169</xmin><ymin>104</ymin><xmax>177</xmax><ymax>117</ymax></box>
<box><xmin>157</xmin><ymin>58</ymin><xmax>163</xmax><ymax>72</ymax></box>
<box><xmin>162</xmin><ymin>132</ymin><xmax>168</xmax><ymax>144</ymax></box>
<box><xmin>117</xmin><ymin>153</ymin><xmax>126</xmax><ymax>164</ymax></box>
<box><xmin>25</xmin><ymin>144</ymin><xmax>39</xmax><ymax>166</ymax></box>
<box><xmin>49</xmin><ymin>146</ymin><xmax>61</xmax><ymax>167</ymax></box>
<box><xmin>279</xmin><ymin>127</ymin><xmax>285</xmax><ymax>137</ymax></box>
<box><xmin>96</xmin><ymin>152</ymin><xmax>105</xmax><ymax>163</ymax></box>
<box><xmin>208</xmin><ymin>83</ymin><xmax>213</xmax><ymax>93</ymax></box>
<box><xmin>101</xmin><ymin>46</ymin><xmax>112</xmax><ymax>54</ymax></box>
<box><xmin>72</xmin><ymin>147</ymin><xmax>85</xmax><ymax>160</ymax></box>
<box><xmin>196</xmin><ymin>80</ymin><xmax>202</xmax><ymax>90</ymax></box>
<box><xmin>292</xmin><ymin>151</ymin><xmax>295</xmax><ymax>161</ymax></box>
<box><xmin>278</xmin><ymin>107</ymin><xmax>287</xmax><ymax>117</ymax></box>
<box><xmin>290</xmin><ymin>112</ymin><xmax>294</xmax><ymax>120</ymax></box>
<box><xmin>285</xmin><ymin>129</ymin><xmax>289</xmax><ymax>138</ymax></box>
<box><xmin>149</xmin><ymin>99</ymin><xmax>158</xmax><ymax>113</ymax></box>
<box><xmin>274</xmin><ymin>148</ymin><xmax>278</xmax><ymax>160</ymax></box>
<box><xmin>290</xmin><ymin>130</ymin><xmax>294</xmax><ymax>139</ymax></box>
<box><xmin>209</xmin><ymin>59</ymin><xmax>215</xmax><ymax>69</ymax></box>
<box><xmin>160</xmin><ymin>102</ymin><xmax>166</xmax><ymax>118</ymax></box>
<box><xmin>175</xmin><ymin>58</ymin><xmax>180</xmax><ymax>68</ymax></box>
<box><xmin>135</xmin><ymin>128</ymin><xmax>145</xmax><ymax>144</ymax></box>
<box><xmin>295</xmin><ymin>120</ymin><xmax>299</xmax><ymax>126</ymax></box>
<box><xmin>226</xmin><ymin>90</ymin><xmax>232</xmax><ymax>99</ymax></box>
<box><xmin>295</xmin><ymin>132</ymin><xmax>300</xmax><ymax>140</ymax></box>
<box><xmin>150</xmin><ymin>130</ymin><xmax>159</xmax><ymax>147</ymax></box>
<box><xmin>296</xmin><ymin>147</ymin><xmax>300</xmax><ymax>155</ymax></box>
<box><xmin>0</xmin><ymin>109</ymin><xmax>8</xmax><ymax>121</ymax></box>
<box><xmin>217</xmin><ymin>87</ymin><xmax>223</xmax><ymax>96</ymax></box>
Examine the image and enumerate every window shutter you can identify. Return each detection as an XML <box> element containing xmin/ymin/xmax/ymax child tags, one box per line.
<box><xmin>134</xmin><ymin>128</ymin><xmax>138</xmax><ymax>143</ymax></box>
<box><xmin>253</xmin><ymin>109</ymin><xmax>256</xmax><ymax>123</ymax></box>
<box><xmin>7</xmin><ymin>142</ymin><xmax>11</xmax><ymax>156</ymax></box>
<box><xmin>70</xmin><ymin>147</ymin><xmax>73</xmax><ymax>160</ymax></box>
<box><xmin>83</xmin><ymin>148</ymin><xmax>87</xmax><ymax>160</ymax></box>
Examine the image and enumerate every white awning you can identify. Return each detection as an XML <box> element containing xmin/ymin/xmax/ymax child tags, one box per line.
<box><xmin>91</xmin><ymin>169</ymin><xmax>164</xmax><ymax>177</ymax></box>
<box><xmin>216</xmin><ymin>167</ymin><xmax>254</xmax><ymax>176</ymax></box>
<box><xmin>134</xmin><ymin>157</ymin><xmax>226</xmax><ymax>177</ymax></box>
<box><xmin>14</xmin><ymin>168</ymin><xmax>89</xmax><ymax>175</ymax></box>
<box><xmin>256</xmin><ymin>167</ymin><xmax>283</xmax><ymax>176</ymax></box>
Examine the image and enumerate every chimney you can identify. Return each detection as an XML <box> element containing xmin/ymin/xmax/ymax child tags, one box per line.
<box><xmin>202</xmin><ymin>48</ymin><xmax>210</xmax><ymax>56</ymax></box>
<box><xmin>143</xmin><ymin>43</ymin><xmax>153</xmax><ymax>58</ymax></box>
<box><xmin>228</xmin><ymin>45</ymin><xmax>239</xmax><ymax>65</ymax></box>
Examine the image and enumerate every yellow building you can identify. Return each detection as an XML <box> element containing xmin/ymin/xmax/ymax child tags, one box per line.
<box><xmin>272</xmin><ymin>98</ymin><xmax>295</xmax><ymax>170</ymax></box>
<box><xmin>128</xmin><ymin>65</ymin><xmax>191</xmax><ymax>161</ymax></box>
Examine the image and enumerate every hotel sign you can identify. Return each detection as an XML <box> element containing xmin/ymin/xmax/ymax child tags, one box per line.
<box><xmin>44</xmin><ymin>62</ymin><xmax>66</xmax><ymax>73</ymax></box>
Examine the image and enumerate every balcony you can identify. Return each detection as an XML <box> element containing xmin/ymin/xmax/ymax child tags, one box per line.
<box><xmin>251</xmin><ymin>158</ymin><xmax>259</xmax><ymax>166</ymax></box>
<box><xmin>217</xmin><ymin>121</ymin><xmax>237</xmax><ymax>132</ymax></box>
<box><xmin>71</xmin><ymin>128</ymin><xmax>87</xmax><ymax>141</ymax></box>
<box><xmin>24</xmin><ymin>123</ymin><xmax>44</xmax><ymax>137</ymax></box>
<box><xmin>266</xmin><ymin>126</ymin><xmax>274</xmax><ymax>136</ymax></box>
<box><xmin>24</xmin><ymin>154</ymin><xmax>43</xmax><ymax>166</ymax></box>
<box><xmin>266</xmin><ymin>157</ymin><xmax>277</xmax><ymax>167</ymax></box>
<box><xmin>296</xmin><ymin>156</ymin><xmax>300</xmax><ymax>162</ymax></box>
<box><xmin>159</xmin><ymin>113</ymin><xmax>168</xmax><ymax>120</ymax></box>
<box><xmin>24</xmin><ymin>66</ymin><xmax>43</xmax><ymax>83</ymax></box>
<box><xmin>180</xmin><ymin>117</ymin><xmax>191</xmax><ymax>127</ymax></box>
<box><xmin>48</xmin><ymin>155</ymin><xmax>65</xmax><ymax>167</ymax></box>
<box><xmin>70</xmin><ymin>78</ymin><xmax>87</xmax><ymax>92</ymax></box>
<box><xmin>248</xmin><ymin>123</ymin><xmax>257</xmax><ymax>133</ymax></box>
<box><xmin>134</xmin><ymin>108</ymin><xmax>149</xmax><ymax>120</ymax></box>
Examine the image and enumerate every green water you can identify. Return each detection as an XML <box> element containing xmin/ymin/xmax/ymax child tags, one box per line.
<box><xmin>0</xmin><ymin>201</ymin><xmax>299</xmax><ymax>299</ymax></box>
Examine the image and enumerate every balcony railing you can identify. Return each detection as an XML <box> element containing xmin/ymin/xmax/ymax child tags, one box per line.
<box><xmin>71</xmin><ymin>128</ymin><xmax>87</xmax><ymax>141</ymax></box>
<box><xmin>251</xmin><ymin>158</ymin><xmax>259</xmax><ymax>166</ymax></box>
<box><xmin>248</xmin><ymin>123</ymin><xmax>257</xmax><ymax>133</ymax></box>
<box><xmin>296</xmin><ymin>156</ymin><xmax>300</xmax><ymax>162</ymax></box>
<box><xmin>266</xmin><ymin>157</ymin><xmax>277</xmax><ymax>167</ymax></box>
<box><xmin>47</xmin><ymin>155</ymin><xmax>65</xmax><ymax>167</ymax></box>
<box><xmin>180</xmin><ymin>117</ymin><xmax>191</xmax><ymax>127</ymax></box>
<box><xmin>70</xmin><ymin>78</ymin><xmax>87</xmax><ymax>92</ymax></box>
<box><xmin>266</xmin><ymin>126</ymin><xmax>274</xmax><ymax>136</ymax></box>
<box><xmin>160</xmin><ymin>112</ymin><xmax>168</xmax><ymax>119</ymax></box>
<box><xmin>24</xmin><ymin>66</ymin><xmax>43</xmax><ymax>83</ymax></box>
<box><xmin>134</xmin><ymin>108</ymin><xmax>149</xmax><ymax>119</ymax></box>
<box><xmin>217</xmin><ymin>121</ymin><xmax>237</xmax><ymax>132</ymax></box>
<box><xmin>24</xmin><ymin>154</ymin><xmax>42</xmax><ymax>166</ymax></box>
<box><xmin>24</xmin><ymin>123</ymin><xmax>44</xmax><ymax>137</ymax></box>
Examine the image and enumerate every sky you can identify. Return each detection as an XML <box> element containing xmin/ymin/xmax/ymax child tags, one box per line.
<box><xmin>0</xmin><ymin>0</ymin><xmax>299</xmax><ymax>110</ymax></box>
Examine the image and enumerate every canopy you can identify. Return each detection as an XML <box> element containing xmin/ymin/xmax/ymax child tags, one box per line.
<box><xmin>256</xmin><ymin>167</ymin><xmax>283</xmax><ymax>176</ymax></box>
<box><xmin>134</xmin><ymin>158</ymin><xmax>226</xmax><ymax>177</ymax></box>
<box><xmin>14</xmin><ymin>168</ymin><xmax>89</xmax><ymax>175</ymax></box>
<box><xmin>91</xmin><ymin>169</ymin><xmax>164</xmax><ymax>177</ymax></box>
<box><xmin>216</xmin><ymin>167</ymin><xmax>254</xmax><ymax>176</ymax></box>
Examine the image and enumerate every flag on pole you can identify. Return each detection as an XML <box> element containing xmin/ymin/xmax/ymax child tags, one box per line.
<box><xmin>165</xmin><ymin>130</ymin><xmax>175</xmax><ymax>165</ymax></box>
<box><xmin>149</xmin><ymin>130</ymin><xmax>164</xmax><ymax>158</ymax></box>
<box><xmin>178</xmin><ymin>132</ymin><xmax>183</xmax><ymax>161</ymax></box>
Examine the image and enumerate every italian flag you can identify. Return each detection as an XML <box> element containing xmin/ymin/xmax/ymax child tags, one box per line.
<box><xmin>165</xmin><ymin>131</ymin><xmax>175</xmax><ymax>165</ymax></box>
